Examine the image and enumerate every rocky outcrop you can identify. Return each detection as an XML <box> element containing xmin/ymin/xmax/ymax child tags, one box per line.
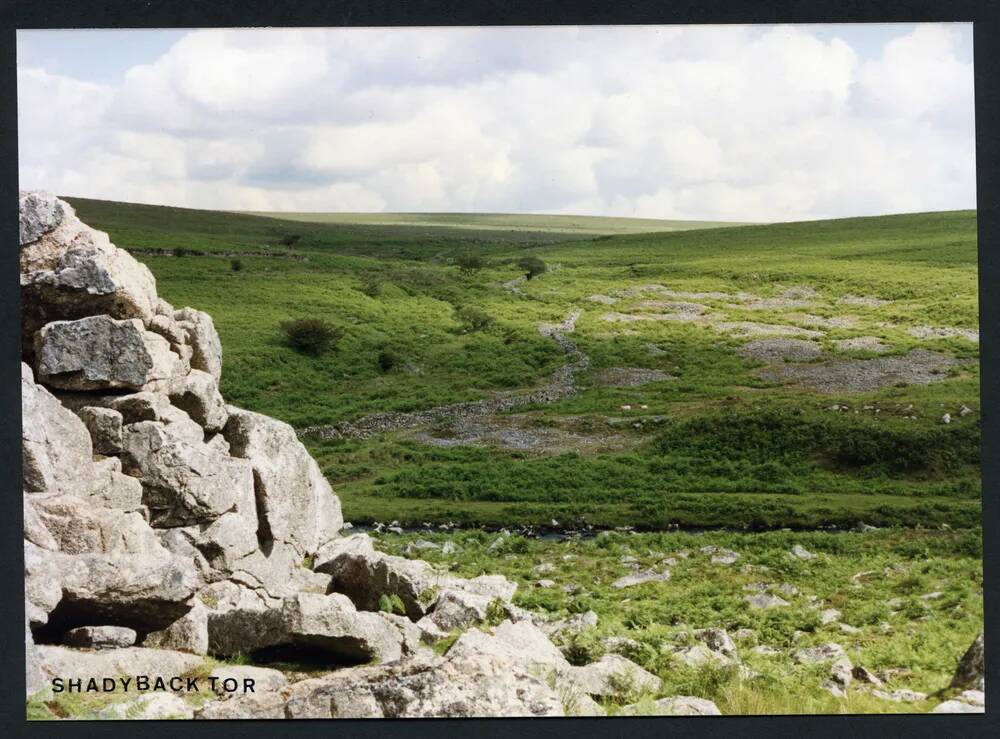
<box><xmin>20</xmin><ymin>192</ymin><xmax>158</xmax><ymax>357</ymax></box>
<box><xmin>17</xmin><ymin>192</ymin><xmax>651</xmax><ymax>719</ymax></box>
<box><xmin>315</xmin><ymin>533</ymin><xmax>516</xmax><ymax>619</ymax></box>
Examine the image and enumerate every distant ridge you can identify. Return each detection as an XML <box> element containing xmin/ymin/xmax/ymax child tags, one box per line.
<box><xmin>236</xmin><ymin>211</ymin><xmax>753</xmax><ymax>236</ymax></box>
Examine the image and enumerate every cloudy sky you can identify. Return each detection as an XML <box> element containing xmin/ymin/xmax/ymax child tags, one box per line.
<box><xmin>17</xmin><ymin>24</ymin><xmax>975</xmax><ymax>222</ymax></box>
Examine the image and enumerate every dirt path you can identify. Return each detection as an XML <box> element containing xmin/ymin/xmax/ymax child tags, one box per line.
<box><xmin>302</xmin><ymin>310</ymin><xmax>588</xmax><ymax>440</ymax></box>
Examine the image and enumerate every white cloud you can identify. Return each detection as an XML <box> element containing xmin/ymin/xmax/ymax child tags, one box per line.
<box><xmin>17</xmin><ymin>24</ymin><xmax>976</xmax><ymax>221</ymax></box>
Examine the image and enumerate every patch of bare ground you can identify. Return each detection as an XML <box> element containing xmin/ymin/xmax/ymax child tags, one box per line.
<box><xmin>737</xmin><ymin>339</ymin><xmax>822</xmax><ymax>362</ymax></box>
<box><xmin>586</xmin><ymin>294</ymin><xmax>618</xmax><ymax>305</ymax></box>
<box><xmin>789</xmin><ymin>314</ymin><xmax>858</xmax><ymax>330</ymax></box>
<box><xmin>735</xmin><ymin>297</ymin><xmax>815</xmax><ymax>310</ymax></box>
<box><xmin>600</xmin><ymin>307</ymin><xmax>708</xmax><ymax>323</ymax></box>
<box><xmin>614</xmin><ymin>284</ymin><xmax>748</xmax><ymax>301</ymax></box>
<box><xmin>755</xmin><ymin>349</ymin><xmax>958</xmax><ymax>393</ymax></box>
<box><xmin>833</xmin><ymin>337</ymin><xmax>890</xmax><ymax>353</ymax></box>
<box><xmin>632</xmin><ymin>300</ymin><xmax>709</xmax><ymax>314</ymax></box>
<box><xmin>593</xmin><ymin>367</ymin><xmax>674</xmax><ymax>387</ymax></box>
<box><xmin>838</xmin><ymin>294</ymin><xmax>890</xmax><ymax>308</ymax></box>
<box><xmin>413</xmin><ymin>414</ymin><xmax>635</xmax><ymax>454</ymax></box>
<box><xmin>907</xmin><ymin>326</ymin><xmax>979</xmax><ymax>343</ymax></box>
<box><xmin>713</xmin><ymin>322</ymin><xmax>824</xmax><ymax>339</ymax></box>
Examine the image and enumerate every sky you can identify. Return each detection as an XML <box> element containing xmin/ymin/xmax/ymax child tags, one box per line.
<box><xmin>16</xmin><ymin>24</ymin><xmax>976</xmax><ymax>223</ymax></box>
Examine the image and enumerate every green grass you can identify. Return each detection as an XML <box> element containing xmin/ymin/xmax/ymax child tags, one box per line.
<box><xmin>240</xmin><ymin>210</ymin><xmax>750</xmax><ymax>235</ymax></box>
<box><xmin>64</xmin><ymin>198</ymin><xmax>980</xmax><ymax>531</ymax></box>
<box><xmin>370</xmin><ymin>526</ymin><xmax>982</xmax><ymax>715</ymax></box>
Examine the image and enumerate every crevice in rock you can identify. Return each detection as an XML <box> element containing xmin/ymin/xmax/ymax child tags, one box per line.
<box><xmin>251</xmin><ymin>470</ymin><xmax>275</xmax><ymax>556</ymax></box>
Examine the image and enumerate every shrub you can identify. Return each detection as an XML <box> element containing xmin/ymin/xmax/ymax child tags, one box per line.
<box><xmin>377</xmin><ymin>593</ymin><xmax>407</xmax><ymax>616</ymax></box>
<box><xmin>377</xmin><ymin>348</ymin><xmax>402</xmax><ymax>373</ymax></box>
<box><xmin>280</xmin><ymin>233</ymin><xmax>301</xmax><ymax>248</ymax></box>
<box><xmin>456</xmin><ymin>305</ymin><xmax>493</xmax><ymax>332</ymax></box>
<box><xmin>230</xmin><ymin>258</ymin><xmax>243</xmax><ymax>272</ymax></box>
<box><xmin>360</xmin><ymin>276</ymin><xmax>381</xmax><ymax>297</ymax></box>
<box><xmin>279</xmin><ymin>318</ymin><xmax>344</xmax><ymax>356</ymax></box>
<box><xmin>518</xmin><ymin>256</ymin><xmax>547</xmax><ymax>279</ymax></box>
<box><xmin>456</xmin><ymin>253</ymin><xmax>487</xmax><ymax>275</ymax></box>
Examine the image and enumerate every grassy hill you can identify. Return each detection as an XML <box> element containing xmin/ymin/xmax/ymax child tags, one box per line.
<box><xmin>240</xmin><ymin>210</ymin><xmax>751</xmax><ymax>235</ymax></box>
<box><xmin>65</xmin><ymin>198</ymin><xmax>980</xmax><ymax>531</ymax></box>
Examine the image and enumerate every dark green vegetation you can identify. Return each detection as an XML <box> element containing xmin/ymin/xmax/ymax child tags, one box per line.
<box><xmin>66</xmin><ymin>198</ymin><xmax>980</xmax><ymax>531</ymax></box>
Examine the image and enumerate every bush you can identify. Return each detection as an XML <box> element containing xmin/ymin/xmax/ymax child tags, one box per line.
<box><xmin>279</xmin><ymin>318</ymin><xmax>344</xmax><ymax>356</ymax></box>
<box><xmin>377</xmin><ymin>593</ymin><xmax>407</xmax><ymax>616</ymax></box>
<box><xmin>517</xmin><ymin>256</ymin><xmax>547</xmax><ymax>279</ymax></box>
<box><xmin>456</xmin><ymin>305</ymin><xmax>493</xmax><ymax>332</ymax></box>
<box><xmin>280</xmin><ymin>233</ymin><xmax>301</xmax><ymax>248</ymax></box>
<box><xmin>230</xmin><ymin>258</ymin><xmax>243</xmax><ymax>272</ymax></box>
<box><xmin>456</xmin><ymin>253</ymin><xmax>487</xmax><ymax>275</ymax></box>
<box><xmin>377</xmin><ymin>348</ymin><xmax>403</xmax><ymax>373</ymax></box>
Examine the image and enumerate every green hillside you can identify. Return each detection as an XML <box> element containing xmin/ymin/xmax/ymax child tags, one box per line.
<box><xmin>64</xmin><ymin>198</ymin><xmax>980</xmax><ymax>532</ymax></box>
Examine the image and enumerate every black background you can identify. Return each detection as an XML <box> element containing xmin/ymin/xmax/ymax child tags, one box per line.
<box><xmin>1</xmin><ymin>2</ymin><xmax>996</xmax><ymax>737</ymax></box>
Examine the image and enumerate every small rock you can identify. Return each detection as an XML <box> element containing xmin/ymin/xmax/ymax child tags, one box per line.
<box><xmin>941</xmin><ymin>413</ymin><xmax>951</xmax><ymax>424</ymax></box>
<box><xmin>535</xmin><ymin>579</ymin><xmax>556</xmax><ymax>589</ymax></box>
<box><xmin>819</xmin><ymin>608</ymin><xmax>841</xmax><ymax>625</ymax></box>
<box><xmin>693</xmin><ymin>628</ymin><xmax>738</xmax><ymax>660</ymax></box>
<box><xmin>744</xmin><ymin>593</ymin><xmax>790</xmax><ymax>610</ymax></box>
<box><xmin>793</xmin><ymin>643</ymin><xmax>847</xmax><ymax>665</ymax></box>
<box><xmin>611</xmin><ymin>570</ymin><xmax>670</xmax><ymax>589</ymax></box>
<box><xmin>871</xmin><ymin>688</ymin><xmax>927</xmax><ymax>703</ymax></box>
<box><xmin>790</xmin><ymin>544</ymin><xmax>816</xmax><ymax>560</ymax></box>
<box><xmin>852</xmin><ymin>665</ymin><xmax>884</xmax><ymax>688</ymax></box>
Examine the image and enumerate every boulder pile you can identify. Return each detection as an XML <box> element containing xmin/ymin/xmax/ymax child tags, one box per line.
<box><xmin>20</xmin><ymin>192</ymin><xmax>680</xmax><ymax>719</ymax></box>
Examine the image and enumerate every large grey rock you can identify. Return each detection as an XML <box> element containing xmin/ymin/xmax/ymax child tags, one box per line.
<box><xmin>201</xmin><ymin>585</ymin><xmax>406</xmax><ymax>664</ymax></box>
<box><xmin>76</xmin><ymin>406</ymin><xmax>124</xmax><ymax>454</ymax></box>
<box><xmin>63</xmin><ymin>625</ymin><xmax>137</xmax><ymax>649</ymax></box>
<box><xmin>20</xmin><ymin>193</ymin><xmax>158</xmax><ymax>352</ymax></box>
<box><xmin>35</xmin><ymin>645</ymin><xmax>204</xmax><ymax>683</ymax></box>
<box><xmin>949</xmin><ymin>633</ymin><xmax>984</xmax><ymax>691</ymax></box>
<box><xmin>562</xmin><ymin>654</ymin><xmax>662</xmax><ymax>698</ymax></box>
<box><xmin>21</xmin><ymin>363</ymin><xmax>97</xmax><ymax>496</ymax></box>
<box><xmin>447</xmin><ymin>619</ymin><xmax>569</xmax><ymax>674</ymax></box>
<box><xmin>174</xmin><ymin>307</ymin><xmax>223</xmax><ymax>381</ymax></box>
<box><xmin>25</xmin><ymin>501</ymin><xmax>199</xmax><ymax>633</ymax></box>
<box><xmin>223</xmin><ymin>407</ymin><xmax>342</xmax><ymax>558</ymax></box>
<box><xmin>34</xmin><ymin>316</ymin><xmax>187</xmax><ymax>392</ymax></box>
<box><xmin>316</xmin><ymin>534</ymin><xmax>515</xmax><ymax>619</ymax></box>
<box><xmin>143</xmin><ymin>600</ymin><xmax>209</xmax><ymax>655</ymax></box>
<box><xmin>121</xmin><ymin>420</ymin><xmax>256</xmax><ymax>527</ymax></box>
<box><xmin>169</xmin><ymin>369</ymin><xmax>228</xmax><ymax>432</ymax></box>
<box><xmin>283</xmin><ymin>649</ymin><xmax>563</xmax><ymax>718</ymax></box>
